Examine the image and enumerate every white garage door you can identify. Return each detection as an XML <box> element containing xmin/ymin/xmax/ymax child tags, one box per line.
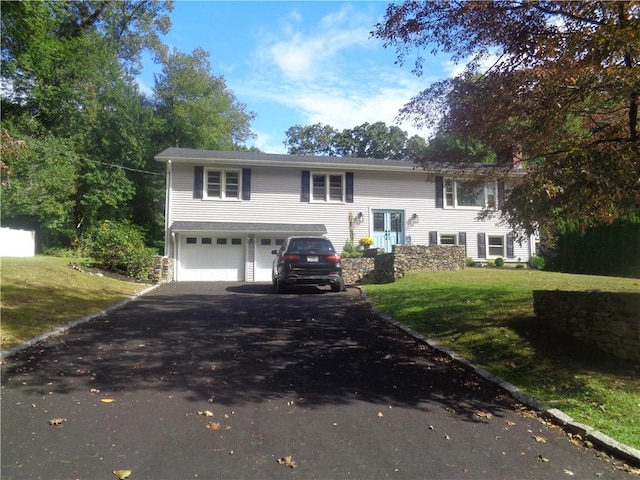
<box><xmin>254</xmin><ymin>237</ymin><xmax>285</xmax><ymax>282</ymax></box>
<box><xmin>178</xmin><ymin>235</ymin><xmax>244</xmax><ymax>281</ymax></box>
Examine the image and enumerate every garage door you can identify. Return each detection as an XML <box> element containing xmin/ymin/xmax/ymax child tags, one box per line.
<box><xmin>178</xmin><ymin>235</ymin><xmax>244</xmax><ymax>281</ymax></box>
<box><xmin>254</xmin><ymin>237</ymin><xmax>285</xmax><ymax>282</ymax></box>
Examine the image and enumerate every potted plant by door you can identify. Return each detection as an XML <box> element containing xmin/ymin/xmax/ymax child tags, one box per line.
<box><xmin>358</xmin><ymin>236</ymin><xmax>374</xmax><ymax>249</ymax></box>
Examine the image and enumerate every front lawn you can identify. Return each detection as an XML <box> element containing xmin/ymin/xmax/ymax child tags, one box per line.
<box><xmin>1</xmin><ymin>256</ymin><xmax>150</xmax><ymax>351</ymax></box>
<box><xmin>363</xmin><ymin>268</ymin><xmax>640</xmax><ymax>449</ymax></box>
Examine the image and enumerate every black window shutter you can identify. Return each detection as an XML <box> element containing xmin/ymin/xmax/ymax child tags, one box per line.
<box><xmin>345</xmin><ymin>172</ymin><xmax>354</xmax><ymax>203</ymax></box>
<box><xmin>506</xmin><ymin>232</ymin><xmax>515</xmax><ymax>258</ymax></box>
<box><xmin>459</xmin><ymin>232</ymin><xmax>467</xmax><ymax>256</ymax></box>
<box><xmin>242</xmin><ymin>168</ymin><xmax>251</xmax><ymax>200</ymax></box>
<box><xmin>301</xmin><ymin>170</ymin><xmax>310</xmax><ymax>202</ymax></box>
<box><xmin>498</xmin><ymin>180</ymin><xmax>505</xmax><ymax>208</ymax></box>
<box><xmin>435</xmin><ymin>176</ymin><xmax>444</xmax><ymax>208</ymax></box>
<box><xmin>429</xmin><ymin>231</ymin><xmax>438</xmax><ymax>245</ymax></box>
<box><xmin>477</xmin><ymin>233</ymin><xmax>486</xmax><ymax>259</ymax></box>
<box><xmin>194</xmin><ymin>166</ymin><xmax>204</xmax><ymax>199</ymax></box>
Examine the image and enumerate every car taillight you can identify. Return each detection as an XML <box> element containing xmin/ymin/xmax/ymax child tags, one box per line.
<box><xmin>325</xmin><ymin>254</ymin><xmax>341</xmax><ymax>263</ymax></box>
<box><xmin>283</xmin><ymin>254</ymin><xmax>300</xmax><ymax>262</ymax></box>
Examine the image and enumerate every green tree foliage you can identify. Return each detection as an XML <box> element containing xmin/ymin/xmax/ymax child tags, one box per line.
<box><xmin>284</xmin><ymin>123</ymin><xmax>338</xmax><ymax>155</ymax></box>
<box><xmin>1</xmin><ymin>1</ymin><xmax>257</xmax><ymax>250</ymax></box>
<box><xmin>153</xmin><ymin>47</ymin><xmax>256</xmax><ymax>150</ymax></box>
<box><xmin>0</xmin><ymin>129</ymin><xmax>77</xmax><ymax>244</ymax></box>
<box><xmin>1</xmin><ymin>0</ymin><xmax>174</xmax><ymax>247</ymax></box>
<box><xmin>284</xmin><ymin>121</ymin><xmax>426</xmax><ymax>159</ymax></box>
<box><xmin>81</xmin><ymin>220</ymin><xmax>156</xmax><ymax>280</ymax></box>
<box><xmin>373</xmin><ymin>1</ymin><xmax>640</xmax><ymax>235</ymax></box>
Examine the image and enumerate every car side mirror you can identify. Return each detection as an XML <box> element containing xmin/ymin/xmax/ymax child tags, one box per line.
<box><xmin>271</xmin><ymin>250</ymin><xmax>278</xmax><ymax>255</ymax></box>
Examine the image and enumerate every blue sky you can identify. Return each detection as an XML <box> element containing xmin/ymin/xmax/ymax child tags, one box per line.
<box><xmin>137</xmin><ymin>1</ymin><xmax>461</xmax><ymax>153</ymax></box>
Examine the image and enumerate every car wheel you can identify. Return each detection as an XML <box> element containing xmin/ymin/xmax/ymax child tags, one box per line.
<box><xmin>276</xmin><ymin>278</ymin><xmax>286</xmax><ymax>294</ymax></box>
<box><xmin>330</xmin><ymin>282</ymin><xmax>341</xmax><ymax>292</ymax></box>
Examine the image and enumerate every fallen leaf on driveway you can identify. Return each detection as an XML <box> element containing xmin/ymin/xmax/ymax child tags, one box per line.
<box><xmin>564</xmin><ymin>469</ymin><xmax>574</xmax><ymax>476</ymax></box>
<box><xmin>537</xmin><ymin>455</ymin><xmax>549</xmax><ymax>462</ymax></box>
<box><xmin>49</xmin><ymin>418</ymin><xmax>67</xmax><ymax>426</ymax></box>
<box><xmin>476</xmin><ymin>411</ymin><xmax>493</xmax><ymax>419</ymax></box>
<box><xmin>377</xmin><ymin>412</ymin><xmax>384</xmax><ymax>418</ymax></box>
<box><xmin>113</xmin><ymin>470</ymin><xmax>131</xmax><ymax>479</ymax></box>
<box><xmin>198</xmin><ymin>410</ymin><xmax>214</xmax><ymax>417</ymax></box>
<box><xmin>206</xmin><ymin>422</ymin><xmax>221</xmax><ymax>430</ymax></box>
<box><xmin>277</xmin><ymin>456</ymin><xmax>297</xmax><ymax>468</ymax></box>
<box><xmin>533</xmin><ymin>435</ymin><xmax>547</xmax><ymax>443</ymax></box>
<box><xmin>100</xmin><ymin>399</ymin><xmax>116</xmax><ymax>403</ymax></box>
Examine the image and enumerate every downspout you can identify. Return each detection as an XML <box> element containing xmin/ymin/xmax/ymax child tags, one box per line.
<box><xmin>164</xmin><ymin>160</ymin><xmax>172</xmax><ymax>257</ymax></box>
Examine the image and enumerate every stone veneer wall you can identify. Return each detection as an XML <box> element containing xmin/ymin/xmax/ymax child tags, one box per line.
<box><xmin>533</xmin><ymin>290</ymin><xmax>640</xmax><ymax>362</ymax></box>
<box><xmin>342</xmin><ymin>244</ymin><xmax>466</xmax><ymax>285</ymax></box>
<box><xmin>149</xmin><ymin>255</ymin><xmax>174</xmax><ymax>284</ymax></box>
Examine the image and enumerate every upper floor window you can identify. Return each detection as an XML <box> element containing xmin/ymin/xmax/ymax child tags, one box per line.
<box><xmin>444</xmin><ymin>179</ymin><xmax>498</xmax><ymax>208</ymax></box>
<box><xmin>205</xmin><ymin>168</ymin><xmax>240</xmax><ymax>200</ymax></box>
<box><xmin>312</xmin><ymin>173</ymin><xmax>344</xmax><ymax>202</ymax></box>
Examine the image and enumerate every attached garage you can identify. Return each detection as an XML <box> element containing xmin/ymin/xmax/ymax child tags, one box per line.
<box><xmin>178</xmin><ymin>234</ymin><xmax>245</xmax><ymax>281</ymax></box>
<box><xmin>169</xmin><ymin>221</ymin><xmax>326</xmax><ymax>282</ymax></box>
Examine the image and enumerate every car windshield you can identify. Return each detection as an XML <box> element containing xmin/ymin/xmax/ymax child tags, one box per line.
<box><xmin>289</xmin><ymin>239</ymin><xmax>335</xmax><ymax>254</ymax></box>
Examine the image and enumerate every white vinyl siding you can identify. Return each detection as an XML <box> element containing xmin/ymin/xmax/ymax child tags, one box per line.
<box><xmin>166</xmin><ymin>163</ymin><xmax>534</xmax><ymax>265</ymax></box>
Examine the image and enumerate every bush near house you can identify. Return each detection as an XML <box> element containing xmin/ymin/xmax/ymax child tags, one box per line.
<box><xmin>552</xmin><ymin>219</ymin><xmax>640</xmax><ymax>278</ymax></box>
<box><xmin>81</xmin><ymin>220</ymin><xmax>156</xmax><ymax>280</ymax></box>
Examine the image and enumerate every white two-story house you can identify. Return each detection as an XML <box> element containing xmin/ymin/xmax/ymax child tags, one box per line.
<box><xmin>155</xmin><ymin>147</ymin><xmax>536</xmax><ymax>282</ymax></box>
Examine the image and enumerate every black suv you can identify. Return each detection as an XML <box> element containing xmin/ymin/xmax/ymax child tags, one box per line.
<box><xmin>272</xmin><ymin>236</ymin><xmax>344</xmax><ymax>293</ymax></box>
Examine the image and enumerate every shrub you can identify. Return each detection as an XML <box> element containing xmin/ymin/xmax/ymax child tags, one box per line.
<box><xmin>465</xmin><ymin>257</ymin><xmax>478</xmax><ymax>267</ymax></box>
<box><xmin>342</xmin><ymin>239</ymin><xmax>363</xmax><ymax>258</ymax></box>
<box><xmin>528</xmin><ymin>253</ymin><xmax>546</xmax><ymax>270</ymax></box>
<box><xmin>495</xmin><ymin>257</ymin><xmax>505</xmax><ymax>267</ymax></box>
<box><xmin>81</xmin><ymin>221</ymin><xmax>156</xmax><ymax>280</ymax></box>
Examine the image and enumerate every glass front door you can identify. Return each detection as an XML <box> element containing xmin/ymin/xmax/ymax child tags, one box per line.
<box><xmin>372</xmin><ymin>210</ymin><xmax>405</xmax><ymax>252</ymax></box>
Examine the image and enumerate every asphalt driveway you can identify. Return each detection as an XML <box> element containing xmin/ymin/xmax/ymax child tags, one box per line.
<box><xmin>0</xmin><ymin>282</ymin><xmax>633</xmax><ymax>479</ymax></box>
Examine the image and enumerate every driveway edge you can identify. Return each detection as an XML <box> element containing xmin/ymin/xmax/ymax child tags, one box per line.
<box><xmin>0</xmin><ymin>284</ymin><xmax>160</xmax><ymax>361</ymax></box>
<box><xmin>357</xmin><ymin>287</ymin><xmax>640</xmax><ymax>468</ymax></box>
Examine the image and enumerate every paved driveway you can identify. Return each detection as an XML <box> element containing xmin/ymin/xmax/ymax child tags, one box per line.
<box><xmin>0</xmin><ymin>282</ymin><xmax>632</xmax><ymax>479</ymax></box>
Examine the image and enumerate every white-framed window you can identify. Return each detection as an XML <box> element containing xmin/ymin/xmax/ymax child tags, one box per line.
<box><xmin>488</xmin><ymin>235</ymin><xmax>504</xmax><ymax>257</ymax></box>
<box><xmin>444</xmin><ymin>179</ymin><xmax>498</xmax><ymax>208</ymax></box>
<box><xmin>440</xmin><ymin>234</ymin><xmax>457</xmax><ymax>245</ymax></box>
<box><xmin>204</xmin><ymin>168</ymin><xmax>241</xmax><ymax>200</ymax></box>
<box><xmin>311</xmin><ymin>172</ymin><xmax>344</xmax><ymax>202</ymax></box>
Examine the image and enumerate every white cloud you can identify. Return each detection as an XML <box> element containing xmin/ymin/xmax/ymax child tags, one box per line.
<box><xmin>237</xmin><ymin>4</ymin><xmax>439</xmax><ymax>153</ymax></box>
<box><xmin>256</xmin><ymin>5</ymin><xmax>374</xmax><ymax>82</ymax></box>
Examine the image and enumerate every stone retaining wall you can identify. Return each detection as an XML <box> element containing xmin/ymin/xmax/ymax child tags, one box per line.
<box><xmin>342</xmin><ymin>244</ymin><xmax>466</xmax><ymax>285</ymax></box>
<box><xmin>533</xmin><ymin>290</ymin><xmax>640</xmax><ymax>362</ymax></box>
<box><xmin>149</xmin><ymin>256</ymin><xmax>174</xmax><ymax>284</ymax></box>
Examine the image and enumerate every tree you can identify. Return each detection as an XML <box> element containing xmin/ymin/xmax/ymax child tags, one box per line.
<box><xmin>336</xmin><ymin>122</ymin><xmax>409</xmax><ymax>159</ymax></box>
<box><xmin>1</xmin><ymin>1</ymin><xmax>172</xmax><ymax>246</ymax></box>
<box><xmin>283</xmin><ymin>123</ymin><xmax>338</xmax><ymax>155</ymax></box>
<box><xmin>153</xmin><ymin>47</ymin><xmax>256</xmax><ymax>150</ymax></box>
<box><xmin>284</xmin><ymin>121</ymin><xmax>420</xmax><ymax>159</ymax></box>
<box><xmin>0</xmin><ymin>128</ymin><xmax>77</xmax><ymax>245</ymax></box>
<box><xmin>373</xmin><ymin>1</ymin><xmax>640</xmax><ymax>235</ymax></box>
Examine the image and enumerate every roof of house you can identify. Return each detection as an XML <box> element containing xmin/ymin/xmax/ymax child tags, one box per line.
<box><xmin>155</xmin><ymin>147</ymin><xmax>522</xmax><ymax>176</ymax></box>
<box><xmin>170</xmin><ymin>221</ymin><xmax>327</xmax><ymax>234</ymax></box>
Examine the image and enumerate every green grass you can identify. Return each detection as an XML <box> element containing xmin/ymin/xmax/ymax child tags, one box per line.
<box><xmin>363</xmin><ymin>268</ymin><xmax>640</xmax><ymax>449</ymax></box>
<box><xmin>1</xmin><ymin>256</ymin><xmax>150</xmax><ymax>350</ymax></box>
